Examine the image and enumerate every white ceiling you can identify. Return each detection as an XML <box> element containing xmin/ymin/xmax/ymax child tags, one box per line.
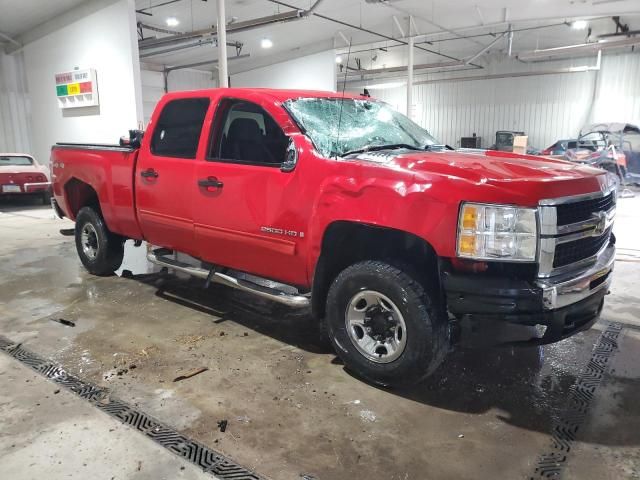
<box><xmin>1</xmin><ymin>0</ymin><xmax>638</xmax><ymax>73</ymax></box>
<box><xmin>134</xmin><ymin>0</ymin><xmax>640</xmax><ymax>73</ymax></box>
<box><xmin>0</xmin><ymin>0</ymin><xmax>87</xmax><ymax>38</ymax></box>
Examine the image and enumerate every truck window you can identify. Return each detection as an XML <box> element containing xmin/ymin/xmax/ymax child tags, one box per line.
<box><xmin>151</xmin><ymin>98</ymin><xmax>210</xmax><ymax>159</ymax></box>
<box><xmin>209</xmin><ymin>100</ymin><xmax>288</xmax><ymax>166</ymax></box>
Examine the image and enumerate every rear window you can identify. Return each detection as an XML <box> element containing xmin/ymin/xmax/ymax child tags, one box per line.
<box><xmin>0</xmin><ymin>155</ymin><xmax>34</xmax><ymax>166</ymax></box>
<box><xmin>151</xmin><ymin>98</ymin><xmax>210</xmax><ymax>158</ymax></box>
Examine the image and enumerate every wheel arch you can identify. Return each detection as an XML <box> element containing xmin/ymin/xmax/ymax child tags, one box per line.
<box><xmin>63</xmin><ymin>177</ymin><xmax>101</xmax><ymax>220</ymax></box>
<box><xmin>311</xmin><ymin>221</ymin><xmax>440</xmax><ymax>319</ymax></box>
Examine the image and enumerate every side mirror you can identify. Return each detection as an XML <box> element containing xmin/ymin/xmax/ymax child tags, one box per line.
<box><xmin>281</xmin><ymin>137</ymin><xmax>298</xmax><ymax>172</ymax></box>
<box><xmin>120</xmin><ymin>129</ymin><xmax>144</xmax><ymax>149</ymax></box>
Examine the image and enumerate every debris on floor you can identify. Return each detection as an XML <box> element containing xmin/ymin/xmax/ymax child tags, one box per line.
<box><xmin>359</xmin><ymin>410</ymin><xmax>377</xmax><ymax>422</ymax></box>
<box><xmin>217</xmin><ymin>419</ymin><xmax>228</xmax><ymax>432</ymax></box>
<box><xmin>173</xmin><ymin>367</ymin><xmax>208</xmax><ymax>382</ymax></box>
<box><xmin>174</xmin><ymin>334</ymin><xmax>206</xmax><ymax>349</ymax></box>
<box><xmin>50</xmin><ymin>318</ymin><xmax>75</xmax><ymax>327</ymax></box>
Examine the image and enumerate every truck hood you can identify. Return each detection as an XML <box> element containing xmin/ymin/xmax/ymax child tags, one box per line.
<box><xmin>349</xmin><ymin>148</ymin><xmax>609</xmax><ymax>202</ymax></box>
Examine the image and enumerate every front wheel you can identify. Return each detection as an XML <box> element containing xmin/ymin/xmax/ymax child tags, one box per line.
<box><xmin>326</xmin><ymin>260</ymin><xmax>448</xmax><ymax>387</ymax></box>
<box><xmin>74</xmin><ymin>206</ymin><xmax>124</xmax><ymax>276</ymax></box>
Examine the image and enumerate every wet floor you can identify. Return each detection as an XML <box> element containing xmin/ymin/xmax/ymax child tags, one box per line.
<box><xmin>0</xmin><ymin>195</ymin><xmax>639</xmax><ymax>480</ymax></box>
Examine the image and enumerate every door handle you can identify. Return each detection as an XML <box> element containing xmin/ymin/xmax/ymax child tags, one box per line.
<box><xmin>140</xmin><ymin>168</ymin><xmax>158</xmax><ymax>179</ymax></box>
<box><xmin>198</xmin><ymin>177</ymin><xmax>224</xmax><ymax>189</ymax></box>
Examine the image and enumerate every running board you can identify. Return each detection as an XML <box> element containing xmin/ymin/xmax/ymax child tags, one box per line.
<box><xmin>146</xmin><ymin>250</ymin><xmax>310</xmax><ymax>308</ymax></box>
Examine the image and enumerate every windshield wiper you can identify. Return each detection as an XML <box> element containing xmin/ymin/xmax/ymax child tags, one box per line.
<box><xmin>342</xmin><ymin>143</ymin><xmax>423</xmax><ymax>157</ymax></box>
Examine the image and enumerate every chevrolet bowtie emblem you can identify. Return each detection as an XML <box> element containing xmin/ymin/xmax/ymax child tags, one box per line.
<box><xmin>592</xmin><ymin>211</ymin><xmax>607</xmax><ymax>236</ymax></box>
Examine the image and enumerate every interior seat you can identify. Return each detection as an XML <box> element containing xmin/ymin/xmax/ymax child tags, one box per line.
<box><xmin>223</xmin><ymin>118</ymin><xmax>275</xmax><ymax>163</ymax></box>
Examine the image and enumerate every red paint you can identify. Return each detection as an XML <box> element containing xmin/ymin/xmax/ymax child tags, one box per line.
<box><xmin>51</xmin><ymin>88</ymin><xmax>609</xmax><ymax>288</ymax></box>
<box><xmin>79</xmin><ymin>82</ymin><xmax>92</xmax><ymax>93</ymax></box>
<box><xmin>0</xmin><ymin>155</ymin><xmax>51</xmax><ymax>195</ymax></box>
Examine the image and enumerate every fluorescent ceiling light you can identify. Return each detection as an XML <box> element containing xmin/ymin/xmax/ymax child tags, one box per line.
<box><xmin>261</xmin><ymin>38</ymin><xmax>273</xmax><ymax>49</ymax></box>
<box><xmin>571</xmin><ymin>20</ymin><xmax>588</xmax><ymax>30</ymax></box>
<box><xmin>336</xmin><ymin>56</ymin><xmax>343</xmax><ymax>64</ymax></box>
<box><xmin>166</xmin><ymin>17</ymin><xmax>179</xmax><ymax>27</ymax></box>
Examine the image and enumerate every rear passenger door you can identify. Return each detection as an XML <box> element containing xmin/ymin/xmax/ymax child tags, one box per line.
<box><xmin>136</xmin><ymin>97</ymin><xmax>210</xmax><ymax>256</ymax></box>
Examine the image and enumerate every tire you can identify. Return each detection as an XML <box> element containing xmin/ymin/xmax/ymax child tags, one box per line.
<box><xmin>41</xmin><ymin>191</ymin><xmax>51</xmax><ymax>205</ymax></box>
<box><xmin>74</xmin><ymin>206</ymin><xmax>124</xmax><ymax>276</ymax></box>
<box><xmin>326</xmin><ymin>260</ymin><xmax>448</xmax><ymax>387</ymax></box>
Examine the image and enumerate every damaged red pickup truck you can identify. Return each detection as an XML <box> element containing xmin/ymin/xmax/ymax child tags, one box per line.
<box><xmin>51</xmin><ymin>88</ymin><xmax>616</xmax><ymax>386</ymax></box>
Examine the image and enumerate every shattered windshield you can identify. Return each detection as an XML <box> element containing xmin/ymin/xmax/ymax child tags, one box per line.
<box><xmin>284</xmin><ymin>97</ymin><xmax>439</xmax><ymax>158</ymax></box>
<box><xmin>0</xmin><ymin>155</ymin><xmax>34</xmax><ymax>166</ymax></box>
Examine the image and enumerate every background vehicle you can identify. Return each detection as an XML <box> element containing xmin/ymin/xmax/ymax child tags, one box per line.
<box><xmin>565</xmin><ymin>123</ymin><xmax>640</xmax><ymax>185</ymax></box>
<box><xmin>0</xmin><ymin>153</ymin><xmax>51</xmax><ymax>204</ymax></box>
<box><xmin>51</xmin><ymin>89</ymin><xmax>616</xmax><ymax>387</ymax></box>
<box><xmin>541</xmin><ymin>139</ymin><xmax>578</xmax><ymax>156</ymax></box>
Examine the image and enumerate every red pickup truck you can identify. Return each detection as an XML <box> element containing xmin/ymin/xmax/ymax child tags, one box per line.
<box><xmin>51</xmin><ymin>88</ymin><xmax>616</xmax><ymax>386</ymax></box>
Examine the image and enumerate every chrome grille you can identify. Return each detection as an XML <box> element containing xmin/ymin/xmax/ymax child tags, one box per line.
<box><xmin>538</xmin><ymin>188</ymin><xmax>616</xmax><ymax>278</ymax></box>
<box><xmin>555</xmin><ymin>191</ymin><xmax>615</xmax><ymax>226</ymax></box>
<box><xmin>553</xmin><ymin>227</ymin><xmax>613</xmax><ymax>268</ymax></box>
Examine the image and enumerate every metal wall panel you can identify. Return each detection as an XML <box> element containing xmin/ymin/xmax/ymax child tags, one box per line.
<box><xmin>140</xmin><ymin>68</ymin><xmax>215</xmax><ymax>126</ymax></box>
<box><xmin>0</xmin><ymin>52</ymin><xmax>32</xmax><ymax>155</ymax></box>
<box><xmin>375</xmin><ymin>52</ymin><xmax>640</xmax><ymax>151</ymax></box>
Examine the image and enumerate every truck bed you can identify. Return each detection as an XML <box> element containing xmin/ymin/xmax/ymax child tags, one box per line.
<box><xmin>51</xmin><ymin>143</ymin><xmax>143</xmax><ymax>240</ymax></box>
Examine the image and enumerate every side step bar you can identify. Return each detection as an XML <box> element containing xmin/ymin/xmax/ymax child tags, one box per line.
<box><xmin>147</xmin><ymin>250</ymin><xmax>310</xmax><ymax>309</ymax></box>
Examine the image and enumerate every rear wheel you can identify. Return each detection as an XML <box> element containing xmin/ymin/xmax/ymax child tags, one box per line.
<box><xmin>74</xmin><ymin>206</ymin><xmax>124</xmax><ymax>276</ymax></box>
<box><xmin>326</xmin><ymin>260</ymin><xmax>448</xmax><ymax>387</ymax></box>
<box><xmin>41</xmin><ymin>190</ymin><xmax>51</xmax><ymax>205</ymax></box>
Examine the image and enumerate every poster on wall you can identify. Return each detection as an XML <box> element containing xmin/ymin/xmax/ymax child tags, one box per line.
<box><xmin>55</xmin><ymin>69</ymin><xmax>99</xmax><ymax>109</ymax></box>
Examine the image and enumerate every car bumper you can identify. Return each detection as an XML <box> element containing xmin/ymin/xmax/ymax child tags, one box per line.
<box><xmin>443</xmin><ymin>243</ymin><xmax>615</xmax><ymax>346</ymax></box>
<box><xmin>0</xmin><ymin>182</ymin><xmax>51</xmax><ymax>194</ymax></box>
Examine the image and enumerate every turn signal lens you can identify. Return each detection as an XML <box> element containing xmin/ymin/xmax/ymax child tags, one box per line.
<box><xmin>458</xmin><ymin>234</ymin><xmax>477</xmax><ymax>255</ymax></box>
<box><xmin>461</xmin><ymin>206</ymin><xmax>478</xmax><ymax>230</ymax></box>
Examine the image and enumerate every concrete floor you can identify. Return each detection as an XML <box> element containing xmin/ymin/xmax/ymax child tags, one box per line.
<box><xmin>0</xmin><ymin>194</ymin><xmax>639</xmax><ymax>480</ymax></box>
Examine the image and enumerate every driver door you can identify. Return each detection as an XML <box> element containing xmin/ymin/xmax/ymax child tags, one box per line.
<box><xmin>193</xmin><ymin>96</ymin><xmax>308</xmax><ymax>287</ymax></box>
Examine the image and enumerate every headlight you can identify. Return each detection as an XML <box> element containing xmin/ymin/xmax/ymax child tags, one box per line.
<box><xmin>457</xmin><ymin>203</ymin><xmax>537</xmax><ymax>261</ymax></box>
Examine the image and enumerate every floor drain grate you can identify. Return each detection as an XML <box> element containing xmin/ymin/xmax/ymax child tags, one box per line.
<box><xmin>0</xmin><ymin>337</ymin><xmax>264</xmax><ymax>480</ymax></box>
<box><xmin>529</xmin><ymin>321</ymin><xmax>623</xmax><ymax>479</ymax></box>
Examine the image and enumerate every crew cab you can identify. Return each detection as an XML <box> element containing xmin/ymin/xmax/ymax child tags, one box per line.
<box><xmin>50</xmin><ymin>88</ymin><xmax>616</xmax><ymax>386</ymax></box>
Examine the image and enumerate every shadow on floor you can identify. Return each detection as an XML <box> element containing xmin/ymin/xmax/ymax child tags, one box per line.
<box><xmin>0</xmin><ymin>195</ymin><xmax>50</xmax><ymax>212</ymax></box>
<box><xmin>120</xmin><ymin>269</ymin><xmax>640</xmax><ymax>446</ymax></box>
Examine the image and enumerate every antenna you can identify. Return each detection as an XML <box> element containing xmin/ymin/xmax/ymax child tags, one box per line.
<box><xmin>335</xmin><ymin>37</ymin><xmax>352</xmax><ymax>158</ymax></box>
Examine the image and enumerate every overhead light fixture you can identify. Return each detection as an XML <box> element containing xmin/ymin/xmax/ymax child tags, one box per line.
<box><xmin>261</xmin><ymin>38</ymin><xmax>273</xmax><ymax>49</ymax></box>
<box><xmin>335</xmin><ymin>56</ymin><xmax>343</xmax><ymax>64</ymax></box>
<box><xmin>166</xmin><ymin>17</ymin><xmax>179</xmax><ymax>27</ymax></box>
<box><xmin>571</xmin><ymin>20</ymin><xmax>588</xmax><ymax>30</ymax></box>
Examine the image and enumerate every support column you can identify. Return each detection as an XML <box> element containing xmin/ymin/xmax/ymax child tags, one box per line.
<box><xmin>407</xmin><ymin>33</ymin><xmax>414</xmax><ymax>119</ymax></box>
<box><xmin>216</xmin><ymin>0</ymin><xmax>229</xmax><ymax>87</ymax></box>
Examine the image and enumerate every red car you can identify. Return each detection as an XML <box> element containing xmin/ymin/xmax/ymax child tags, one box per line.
<box><xmin>0</xmin><ymin>153</ymin><xmax>51</xmax><ymax>204</ymax></box>
<box><xmin>50</xmin><ymin>88</ymin><xmax>616</xmax><ymax>386</ymax></box>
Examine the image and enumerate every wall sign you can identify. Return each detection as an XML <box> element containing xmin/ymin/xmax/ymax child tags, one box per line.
<box><xmin>55</xmin><ymin>69</ymin><xmax>99</xmax><ymax>109</ymax></box>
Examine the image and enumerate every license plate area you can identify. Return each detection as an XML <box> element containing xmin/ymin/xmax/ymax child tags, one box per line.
<box><xmin>2</xmin><ymin>185</ymin><xmax>21</xmax><ymax>193</ymax></box>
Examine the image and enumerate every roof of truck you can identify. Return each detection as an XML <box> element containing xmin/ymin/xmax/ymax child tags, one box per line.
<box><xmin>163</xmin><ymin>87</ymin><xmax>371</xmax><ymax>102</ymax></box>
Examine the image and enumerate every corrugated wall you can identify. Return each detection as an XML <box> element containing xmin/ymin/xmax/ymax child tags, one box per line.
<box><xmin>140</xmin><ymin>67</ymin><xmax>216</xmax><ymax>126</ymax></box>
<box><xmin>375</xmin><ymin>51</ymin><xmax>640</xmax><ymax>150</ymax></box>
<box><xmin>591</xmin><ymin>53</ymin><xmax>640</xmax><ymax>127</ymax></box>
<box><xmin>0</xmin><ymin>52</ymin><xmax>32</xmax><ymax>155</ymax></box>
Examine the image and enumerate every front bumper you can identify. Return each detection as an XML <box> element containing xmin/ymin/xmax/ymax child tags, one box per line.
<box><xmin>443</xmin><ymin>242</ymin><xmax>614</xmax><ymax>346</ymax></box>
